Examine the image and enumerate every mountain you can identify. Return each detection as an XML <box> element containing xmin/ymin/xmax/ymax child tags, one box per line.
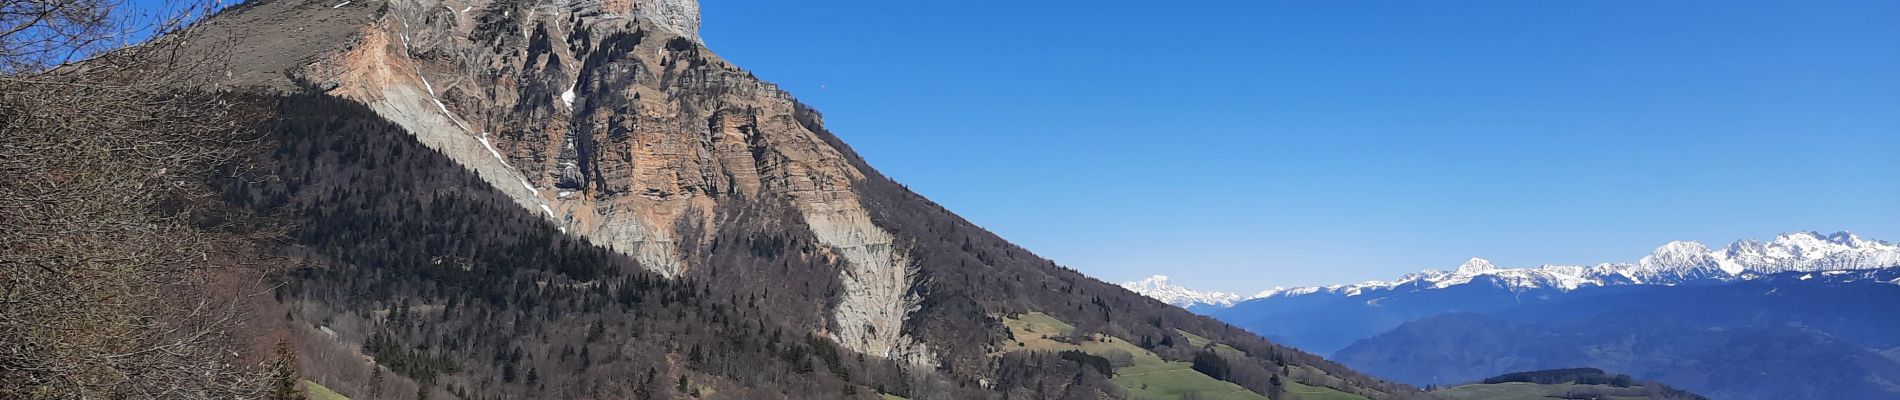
<box><xmin>1183</xmin><ymin>232</ymin><xmax>1900</xmax><ymax>354</ymax></box>
<box><xmin>1171</xmin><ymin>231</ymin><xmax>1900</xmax><ymax>399</ymax></box>
<box><xmin>1240</xmin><ymin>232</ymin><xmax>1900</xmax><ymax>302</ymax></box>
<box><xmin>1119</xmin><ymin>275</ymin><xmax>1251</xmax><ymax>310</ymax></box>
<box><xmin>1330</xmin><ymin>269</ymin><xmax>1900</xmax><ymax>400</ymax></box>
<box><xmin>106</xmin><ymin>0</ymin><xmax>1439</xmax><ymax>398</ymax></box>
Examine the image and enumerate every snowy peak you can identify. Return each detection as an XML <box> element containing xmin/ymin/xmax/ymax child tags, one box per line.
<box><xmin>1639</xmin><ymin>240</ymin><xmax>1729</xmax><ymax>274</ymax></box>
<box><xmin>1647</xmin><ymin>240</ymin><xmax>1713</xmax><ymax>261</ymax></box>
<box><xmin>1719</xmin><ymin>231</ymin><xmax>1900</xmax><ymax>274</ymax></box>
<box><xmin>1120</xmin><ymin>275</ymin><xmax>1247</xmax><ymax>308</ymax></box>
<box><xmin>1160</xmin><ymin>231</ymin><xmax>1900</xmax><ymax>307</ymax></box>
<box><xmin>1415</xmin><ymin>231</ymin><xmax>1889</xmax><ymax>296</ymax></box>
<box><xmin>1823</xmin><ymin>231</ymin><xmax>1865</xmax><ymax>246</ymax></box>
<box><xmin>1454</xmin><ymin>258</ymin><xmax>1498</xmax><ymax>274</ymax></box>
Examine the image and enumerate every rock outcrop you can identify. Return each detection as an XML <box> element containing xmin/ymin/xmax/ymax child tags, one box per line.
<box><xmin>273</xmin><ymin>0</ymin><xmax>931</xmax><ymax>364</ymax></box>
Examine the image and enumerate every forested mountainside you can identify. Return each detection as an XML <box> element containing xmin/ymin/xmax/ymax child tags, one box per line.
<box><xmin>161</xmin><ymin>0</ymin><xmax>1432</xmax><ymax>397</ymax></box>
<box><xmin>1211</xmin><ymin>276</ymin><xmax>1568</xmax><ymax>355</ymax></box>
<box><xmin>1431</xmin><ymin>368</ymin><xmax>1708</xmax><ymax>400</ymax></box>
<box><xmin>222</xmin><ymin>93</ymin><xmax>927</xmax><ymax>399</ymax></box>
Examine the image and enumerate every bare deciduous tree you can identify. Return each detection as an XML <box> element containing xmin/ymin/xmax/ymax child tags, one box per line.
<box><xmin>1</xmin><ymin>0</ymin><xmax>225</xmax><ymax>74</ymax></box>
<box><xmin>0</xmin><ymin>0</ymin><xmax>289</xmax><ymax>398</ymax></box>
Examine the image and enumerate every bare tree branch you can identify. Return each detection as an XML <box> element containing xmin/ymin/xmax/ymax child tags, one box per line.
<box><xmin>1</xmin><ymin>1</ymin><xmax>292</xmax><ymax>398</ymax></box>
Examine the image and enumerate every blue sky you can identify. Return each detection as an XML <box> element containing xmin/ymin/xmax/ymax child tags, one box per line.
<box><xmin>699</xmin><ymin>0</ymin><xmax>1900</xmax><ymax>292</ymax></box>
<box><xmin>120</xmin><ymin>0</ymin><xmax>1895</xmax><ymax>291</ymax></box>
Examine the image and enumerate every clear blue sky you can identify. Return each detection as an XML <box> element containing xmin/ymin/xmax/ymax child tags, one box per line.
<box><xmin>127</xmin><ymin>0</ymin><xmax>1894</xmax><ymax>291</ymax></box>
<box><xmin>699</xmin><ymin>0</ymin><xmax>1900</xmax><ymax>292</ymax></box>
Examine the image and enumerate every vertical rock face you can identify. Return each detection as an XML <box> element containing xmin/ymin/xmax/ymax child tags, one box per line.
<box><xmin>630</xmin><ymin>0</ymin><xmax>700</xmax><ymax>40</ymax></box>
<box><xmin>298</xmin><ymin>0</ymin><xmax>929</xmax><ymax>363</ymax></box>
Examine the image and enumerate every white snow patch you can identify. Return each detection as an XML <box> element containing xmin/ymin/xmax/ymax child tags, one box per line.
<box><xmin>560</xmin><ymin>84</ymin><xmax>577</xmax><ymax>109</ymax></box>
<box><xmin>332</xmin><ymin>1</ymin><xmax>349</xmax><ymax>8</ymax></box>
<box><xmin>1799</xmin><ymin>274</ymin><xmax>1814</xmax><ymax>281</ymax></box>
<box><xmin>519</xmin><ymin>179</ymin><xmax>540</xmax><ymax>195</ymax></box>
<box><xmin>558</xmin><ymin>191</ymin><xmax>574</xmax><ymax>198</ymax></box>
<box><xmin>461</xmin><ymin>6</ymin><xmax>472</xmax><ymax>13</ymax></box>
<box><xmin>539</xmin><ymin>204</ymin><xmax>556</xmax><ymax>218</ymax></box>
<box><xmin>429</xmin><ymin>99</ymin><xmax>474</xmax><ymax>132</ymax></box>
<box><xmin>474</xmin><ymin>135</ymin><xmax>510</xmax><ymax>167</ymax></box>
<box><xmin>1285</xmin><ymin>286</ymin><xmax>1327</xmax><ymax>297</ymax></box>
<box><xmin>415</xmin><ymin>73</ymin><xmax>480</xmax><ymax>136</ymax></box>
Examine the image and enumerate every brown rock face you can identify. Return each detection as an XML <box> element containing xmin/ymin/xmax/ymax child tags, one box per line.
<box><xmin>284</xmin><ymin>0</ymin><xmax>933</xmax><ymax>363</ymax></box>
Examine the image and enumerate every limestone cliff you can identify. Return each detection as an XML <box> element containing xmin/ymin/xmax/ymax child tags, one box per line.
<box><xmin>238</xmin><ymin>0</ymin><xmax>932</xmax><ymax>364</ymax></box>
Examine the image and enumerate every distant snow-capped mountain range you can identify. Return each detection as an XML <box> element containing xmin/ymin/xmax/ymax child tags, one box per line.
<box><xmin>1121</xmin><ymin>231</ymin><xmax>1900</xmax><ymax>309</ymax></box>
<box><xmin>1118</xmin><ymin>275</ymin><xmax>1250</xmax><ymax>308</ymax></box>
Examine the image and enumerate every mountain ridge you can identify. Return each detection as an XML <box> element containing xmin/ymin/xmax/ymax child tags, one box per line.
<box><xmin>162</xmin><ymin>0</ymin><xmax>1432</xmax><ymax>398</ymax></box>
<box><xmin>1117</xmin><ymin>275</ymin><xmax>1248</xmax><ymax>309</ymax></box>
<box><xmin>1331</xmin><ymin>272</ymin><xmax>1900</xmax><ymax>400</ymax></box>
<box><xmin>1124</xmin><ymin>231</ymin><xmax>1900</xmax><ymax>306</ymax></box>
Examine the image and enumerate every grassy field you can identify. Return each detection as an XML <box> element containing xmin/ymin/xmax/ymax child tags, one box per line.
<box><xmin>1178</xmin><ymin>329</ymin><xmax>1215</xmax><ymax>348</ymax></box>
<box><xmin>1173</xmin><ymin>330</ymin><xmax>1369</xmax><ymax>400</ymax></box>
<box><xmin>1176</xmin><ymin>329</ymin><xmax>1251</xmax><ymax>360</ymax></box>
<box><xmin>1284</xmin><ymin>379</ymin><xmax>1368</xmax><ymax>400</ymax></box>
<box><xmin>302</xmin><ymin>380</ymin><xmax>350</xmax><ymax>400</ymax></box>
<box><xmin>999</xmin><ymin>312</ymin><xmax>1267</xmax><ymax>400</ymax></box>
<box><xmin>1433</xmin><ymin>382</ymin><xmax>1650</xmax><ymax>400</ymax></box>
<box><xmin>1114</xmin><ymin>361</ymin><xmax>1268</xmax><ymax>400</ymax></box>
